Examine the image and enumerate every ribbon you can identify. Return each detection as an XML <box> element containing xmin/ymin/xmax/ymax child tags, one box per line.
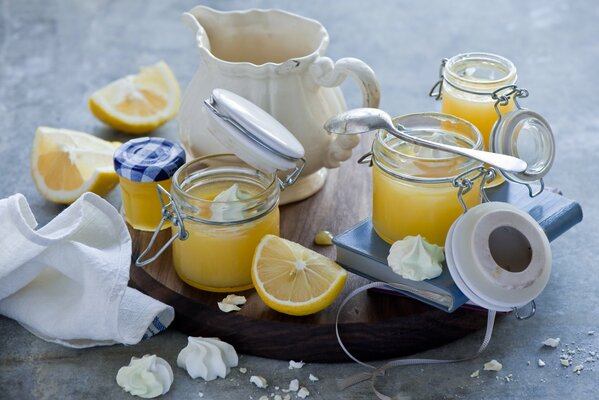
<box><xmin>335</xmin><ymin>282</ymin><xmax>497</xmax><ymax>399</ymax></box>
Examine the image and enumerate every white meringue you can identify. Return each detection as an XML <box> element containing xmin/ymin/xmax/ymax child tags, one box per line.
<box><xmin>387</xmin><ymin>235</ymin><xmax>444</xmax><ymax>281</ymax></box>
<box><xmin>116</xmin><ymin>354</ymin><xmax>173</xmax><ymax>398</ymax></box>
<box><xmin>210</xmin><ymin>184</ymin><xmax>251</xmax><ymax>221</ymax></box>
<box><xmin>177</xmin><ymin>337</ymin><xmax>239</xmax><ymax>381</ymax></box>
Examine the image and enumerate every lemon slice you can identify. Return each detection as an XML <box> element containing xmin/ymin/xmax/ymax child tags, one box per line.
<box><xmin>31</xmin><ymin>127</ymin><xmax>120</xmax><ymax>204</ymax></box>
<box><xmin>89</xmin><ymin>61</ymin><xmax>180</xmax><ymax>134</ymax></box>
<box><xmin>251</xmin><ymin>235</ymin><xmax>348</xmax><ymax>316</ymax></box>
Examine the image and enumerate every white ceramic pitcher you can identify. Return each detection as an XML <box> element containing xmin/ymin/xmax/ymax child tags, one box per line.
<box><xmin>179</xmin><ymin>6</ymin><xmax>380</xmax><ymax>204</ymax></box>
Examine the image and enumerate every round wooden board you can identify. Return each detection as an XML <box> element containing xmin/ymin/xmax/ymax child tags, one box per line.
<box><xmin>128</xmin><ymin>137</ymin><xmax>488</xmax><ymax>362</ymax></box>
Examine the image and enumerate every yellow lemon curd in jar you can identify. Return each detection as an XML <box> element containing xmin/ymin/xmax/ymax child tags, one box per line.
<box><xmin>119</xmin><ymin>178</ymin><xmax>172</xmax><ymax>231</ymax></box>
<box><xmin>172</xmin><ymin>181</ymin><xmax>279</xmax><ymax>292</ymax></box>
<box><xmin>441</xmin><ymin>93</ymin><xmax>514</xmax><ymax>151</ymax></box>
<box><xmin>372</xmin><ymin>115</ymin><xmax>483</xmax><ymax>246</ymax></box>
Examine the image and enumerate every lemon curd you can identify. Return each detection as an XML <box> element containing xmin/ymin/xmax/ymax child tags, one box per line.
<box><xmin>441</xmin><ymin>53</ymin><xmax>517</xmax><ymax>150</ymax></box>
<box><xmin>120</xmin><ymin>178</ymin><xmax>173</xmax><ymax>231</ymax></box>
<box><xmin>170</xmin><ymin>155</ymin><xmax>280</xmax><ymax>292</ymax></box>
<box><xmin>371</xmin><ymin>113</ymin><xmax>483</xmax><ymax>246</ymax></box>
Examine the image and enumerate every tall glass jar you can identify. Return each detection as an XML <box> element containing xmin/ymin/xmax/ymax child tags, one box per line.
<box><xmin>170</xmin><ymin>154</ymin><xmax>280</xmax><ymax>292</ymax></box>
<box><xmin>371</xmin><ymin>113</ymin><xmax>484</xmax><ymax>246</ymax></box>
<box><xmin>440</xmin><ymin>52</ymin><xmax>517</xmax><ymax>151</ymax></box>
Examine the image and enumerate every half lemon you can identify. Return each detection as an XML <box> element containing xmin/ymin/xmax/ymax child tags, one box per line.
<box><xmin>89</xmin><ymin>61</ymin><xmax>180</xmax><ymax>134</ymax></box>
<box><xmin>251</xmin><ymin>235</ymin><xmax>348</xmax><ymax>316</ymax></box>
<box><xmin>31</xmin><ymin>127</ymin><xmax>120</xmax><ymax>204</ymax></box>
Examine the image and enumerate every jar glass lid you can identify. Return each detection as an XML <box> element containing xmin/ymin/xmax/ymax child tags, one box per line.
<box><xmin>203</xmin><ymin>89</ymin><xmax>305</xmax><ymax>174</ymax></box>
<box><xmin>490</xmin><ymin>109</ymin><xmax>555</xmax><ymax>183</ymax></box>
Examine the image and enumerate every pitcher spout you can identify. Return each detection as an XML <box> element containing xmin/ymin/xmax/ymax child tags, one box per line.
<box><xmin>181</xmin><ymin>6</ymin><xmax>218</xmax><ymax>52</ymax></box>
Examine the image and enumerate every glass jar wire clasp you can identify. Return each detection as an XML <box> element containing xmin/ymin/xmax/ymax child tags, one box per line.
<box><xmin>135</xmin><ymin>185</ymin><xmax>189</xmax><ymax>267</ymax></box>
<box><xmin>452</xmin><ymin>166</ymin><xmax>495</xmax><ymax>213</ymax></box>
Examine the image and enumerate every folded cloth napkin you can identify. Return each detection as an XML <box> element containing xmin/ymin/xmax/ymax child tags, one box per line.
<box><xmin>0</xmin><ymin>192</ymin><xmax>174</xmax><ymax>348</ymax></box>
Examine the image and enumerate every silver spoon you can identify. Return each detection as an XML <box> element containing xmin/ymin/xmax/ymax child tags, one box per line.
<box><xmin>324</xmin><ymin>108</ymin><xmax>528</xmax><ymax>173</ymax></box>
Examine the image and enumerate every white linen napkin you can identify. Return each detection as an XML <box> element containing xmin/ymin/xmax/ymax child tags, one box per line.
<box><xmin>0</xmin><ymin>192</ymin><xmax>174</xmax><ymax>348</ymax></box>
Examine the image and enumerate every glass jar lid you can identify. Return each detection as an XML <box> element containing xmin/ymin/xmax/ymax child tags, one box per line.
<box><xmin>113</xmin><ymin>137</ymin><xmax>186</xmax><ymax>182</ymax></box>
<box><xmin>203</xmin><ymin>89</ymin><xmax>305</xmax><ymax>174</ymax></box>
<box><xmin>490</xmin><ymin>109</ymin><xmax>555</xmax><ymax>183</ymax></box>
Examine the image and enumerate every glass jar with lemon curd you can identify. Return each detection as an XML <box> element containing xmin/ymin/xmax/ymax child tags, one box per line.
<box><xmin>371</xmin><ymin>112</ymin><xmax>487</xmax><ymax>246</ymax></box>
<box><xmin>136</xmin><ymin>88</ymin><xmax>305</xmax><ymax>292</ymax></box>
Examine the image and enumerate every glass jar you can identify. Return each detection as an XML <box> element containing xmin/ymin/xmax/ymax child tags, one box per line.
<box><xmin>371</xmin><ymin>112</ymin><xmax>484</xmax><ymax>246</ymax></box>
<box><xmin>170</xmin><ymin>154</ymin><xmax>280</xmax><ymax>292</ymax></box>
<box><xmin>439</xmin><ymin>52</ymin><xmax>517</xmax><ymax>150</ymax></box>
<box><xmin>114</xmin><ymin>137</ymin><xmax>186</xmax><ymax>231</ymax></box>
<box><xmin>135</xmin><ymin>88</ymin><xmax>305</xmax><ymax>293</ymax></box>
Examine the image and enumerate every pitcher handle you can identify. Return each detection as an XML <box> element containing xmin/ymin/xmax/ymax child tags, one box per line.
<box><xmin>309</xmin><ymin>57</ymin><xmax>381</xmax><ymax>168</ymax></box>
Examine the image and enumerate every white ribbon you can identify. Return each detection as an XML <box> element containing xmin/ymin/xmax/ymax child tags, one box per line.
<box><xmin>335</xmin><ymin>282</ymin><xmax>497</xmax><ymax>399</ymax></box>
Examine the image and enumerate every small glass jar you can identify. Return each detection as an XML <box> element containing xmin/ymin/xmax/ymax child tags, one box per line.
<box><xmin>114</xmin><ymin>137</ymin><xmax>186</xmax><ymax>231</ymax></box>
<box><xmin>371</xmin><ymin>112</ymin><xmax>484</xmax><ymax>246</ymax></box>
<box><xmin>170</xmin><ymin>154</ymin><xmax>280</xmax><ymax>292</ymax></box>
<box><xmin>439</xmin><ymin>52</ymin><xmax>517</xmax><ymax>150</ymax></box>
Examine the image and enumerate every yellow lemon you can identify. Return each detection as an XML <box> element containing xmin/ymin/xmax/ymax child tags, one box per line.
<box><xmin>251</xmin><ymin>235</ymin><xmax>348</xmax><ymax>316</ymax></box>
<box><xmin>89</xmin><ymin>61</ymin><xmax>180</xmax><ymax>134</ymax></box>
<box><xmin>31</xmin><ymin>127</ymin><xmax>120</xmax><ymax>204</ymax></box>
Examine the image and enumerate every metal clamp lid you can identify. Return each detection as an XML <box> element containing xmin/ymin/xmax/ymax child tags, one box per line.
<box><xmin>203</xmin><ymin>89</ymin><xmax>305</xmax><ymax>189</ymax></box>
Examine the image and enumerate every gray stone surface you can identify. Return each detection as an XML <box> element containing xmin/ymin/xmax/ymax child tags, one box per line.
<box><xmin>0</xmin><ymin>0</ymin><xmax>596</xmax><ymax>399</ymax></box>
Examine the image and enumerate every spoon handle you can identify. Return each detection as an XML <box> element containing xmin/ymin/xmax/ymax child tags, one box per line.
<box><xmin>389</xmin><ymin>127</ymin><xmax>528</xmax><ymax>173</ymax></box>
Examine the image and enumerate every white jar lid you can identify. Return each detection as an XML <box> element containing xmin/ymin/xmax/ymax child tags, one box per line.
<box><xmin>490</xmin><ymin>109</ymin><xmax>555</xmax><ymax>183</ymax></box>
<box><xmin>203</xmin><ymin>89</ymin><xmax>305</xmax><ymax>174</ymax></box>
<box><xmin>445</xmin><ymin>202</ymin><xmax>552</xmax><ymax>311</ymax></box>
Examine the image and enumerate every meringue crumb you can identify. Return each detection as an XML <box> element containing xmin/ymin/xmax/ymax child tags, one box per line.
<box><xmin>274</xmin><ymin>386</ymin><xmax>280</xmax><ymax>390</ymax></box>
<box><xmin>288</xmin><ymin>379</ymin><xmax>299</xmax><ymax>392</ymax></box>
<box><xmin>259</xmin><ymin>397</ymin><xmax>268</xmax><ymax>400</ymax></box>
<box><xmin>588</xmin><ymin>331</ymin><xmax>595</xmax><ymax>335</ymax></box>
<box><xmin>222</xmin><ymin>294</ymin><xmax>247</xmax><ymax>305</ymax></box>
<box><xmin>504</xmin><ymin>374</ymin><xmax>513</xmax><ymax>382</ymax></box>
<box><xmin>297</xmin><ymin>387</ymin><xmax>310</xmax><ymax>399</ymax></box>
<box><xmin>274</xmin><ymin>396</ymin><xmax>282</xmax><ymax>400</ymax></box>
<box><xmin>198</xmin><ymin>393</ymin><xmax>204</xmax><ymax>398</ymax></box>
<box><xmin>542</xmin><ymin>338</ymin><xmax>560</xmax><ymax>348</ymax></box>
<box><xmin>573</xmin><ymin>364</ymin><xmax>584</xmax><ymax>374</ymax></box>
<box><xmin>218</xmin><ymin>294</ymin><xmax>247</xmax><ymax>313</ymax></box>
<box><xmin>250</xmin><ymin>376</ymin><xmax>268</xmax><ymax>388</ymax></box>
<box><xmin>538</xmin><ymin>359</ymin><xmax>546</xmax><ymax>367</ymax></box>
<box><xmin>288</xmin><ymin>360</ymin><xmax>305</xmax><ymax>369</ymax></box>
<box><xmin>239</xmin><ymin>367</ymin><xmax>247</xmax><ymax>374</ymax></box>
<box><xmin>217</xmin><ymin>302</ymin><xmax>241</xmax><ymax>313</ymax></box>
<box><xmin>309</xmin><ymin>374</ymin><xmax>319</xmax><ymax>382</ymax></box>
<box><xmin>283</xmin><ymin>395</ymin><xmax>291</xmax><ymax>400</ymax></box>
<box><xmin>561</xmin><ymin>359</ymin><xmax>570</xmax><ymax>367</ymax></box>
<box><xmin>470</xmin><ymin>370</ymin><xmax>480</xmax><ymax>378</ymax></box>
<box><xmin>483</xmin><ymin>360</ymin><xmax>503</xmax><ymax>371</ymax></box>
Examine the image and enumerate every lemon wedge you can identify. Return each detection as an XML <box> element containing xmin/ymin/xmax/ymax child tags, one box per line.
<box><xmin>251</xmin><ymin>235</ymin><xmax>348</xmax><ymax>316</ymax></box>
<box><xmin>89</xmin><ymin>61</ymin><xmax>180</xmax><ymax>134</ymax></box>
<box><xmin>31</xmin><ymin>127</ymin><xmax>120</xmax><ymax>204</ymax></box>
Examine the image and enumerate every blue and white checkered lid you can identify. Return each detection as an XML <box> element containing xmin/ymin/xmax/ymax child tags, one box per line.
<box><xmin>114</xmin><ymin>137</ymin><xmax>186</xmax><ymax>182</ymax></box>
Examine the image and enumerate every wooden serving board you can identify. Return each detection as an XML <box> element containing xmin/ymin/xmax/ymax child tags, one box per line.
<box><xmin>128</xmin><ymin>137</ymin><xmax>488</xmax><ymax>362</ymax></box>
